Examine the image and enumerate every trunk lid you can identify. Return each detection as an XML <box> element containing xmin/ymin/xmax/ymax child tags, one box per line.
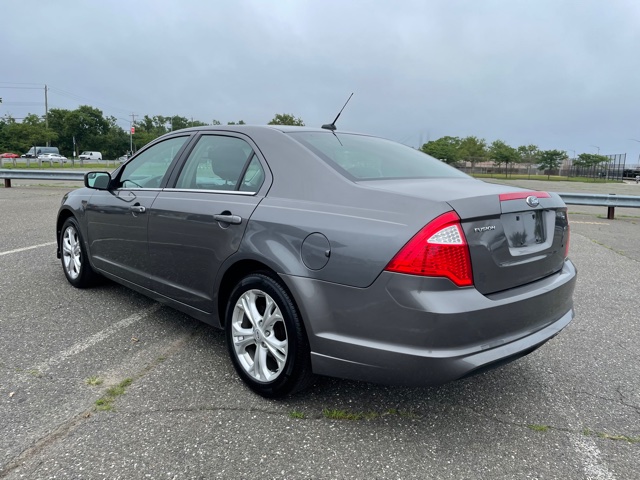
<box><xmin>449</xmin><ymin>190</ymin><xmax>569</xmax><ymax>295</ymax></box>
<box><xmin>362</xmin><ymin>179</ymin><xmax>569</xmax><ymax>295</ymax></box>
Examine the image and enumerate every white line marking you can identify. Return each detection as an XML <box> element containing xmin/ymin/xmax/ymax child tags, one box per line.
<box><xmin>571</xmin><ymin>221</ymin><xmax>609</xmax><ymax>225</ymax></box>
<box><xmin>547</xmin><ymin>387</ymin><xmax>617</xmax><ymax>480</ymax></box>
<box><xmin>32</xmin><ymin>305</ymin><xmax>161</xmax><ymax>374</ymax></box>
<box><xmin>0</xmin><ymin>242</ymin><xmax>56</xmax><ymax>257</ymax></box>
<box><xmin>572</xmin><ymin>436</ymin><xmax>616</xmax><ymax>480</ymax></box>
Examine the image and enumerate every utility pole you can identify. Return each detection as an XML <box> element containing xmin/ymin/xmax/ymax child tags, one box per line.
<box><xmin>130</xmin><ymin>113</ymin><xmax>137</xmax><ymax>154</ymax></box>
<box><xmin>44</xmin><ymin>84</ymin><xmax>49</xmax><ymax>146</ymax></box>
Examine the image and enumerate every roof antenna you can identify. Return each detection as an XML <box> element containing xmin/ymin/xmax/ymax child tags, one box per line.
<box><xmin>322</xmin><ymin>93</ymin><xmax>353</xmax><ymax>131</ymax></box>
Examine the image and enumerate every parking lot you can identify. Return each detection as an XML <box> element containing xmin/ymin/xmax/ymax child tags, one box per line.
<box><xmin>0</xmin><ymin>180</ymin><xmax>638</xmax><ymax>479</ymax></box>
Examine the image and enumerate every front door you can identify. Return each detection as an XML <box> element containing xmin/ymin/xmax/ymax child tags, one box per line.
<box><xmin>86</xmin><ymin>135</ymin><xmax>191</xmax><ymax>287</ymax></box>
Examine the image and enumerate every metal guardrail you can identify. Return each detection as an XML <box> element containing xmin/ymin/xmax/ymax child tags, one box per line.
<box><xmin>557</xmin><ymin>192</ymin><xmax>640</xmax><ymax>219</ymax></box>
<box><xmin>1</xmin><ymin>169</ymin><xmax>639</xmax><ymax>218</ymax></box>
<box><xmin>0</xmin><ymin>169</ymin><xmax>86</xmax><ymax>188</ymax></box>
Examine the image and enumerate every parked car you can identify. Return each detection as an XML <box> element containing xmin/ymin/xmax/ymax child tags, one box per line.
<box><xmin>38</xmin><ymin>153</ymin><xmax>68</xmax><ymax>163</ymax></box>
<box><xmin>79</xmin><ymin>151</ymin><xmax>102</xmax><ymax>161</ymax></box>
<box><xmin>22</xmin><ymin>146</ymin><xmax>60</xmax><ymax>158</ymax></box>
<box><xmin>56</xmin><ymin>125</ymin><xmax>576</xmax><ymax>397</ymax></box>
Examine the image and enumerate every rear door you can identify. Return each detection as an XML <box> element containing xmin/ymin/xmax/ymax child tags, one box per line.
<box><xmin>146</xmin><ymin>133</ymin><xmax>270</xmax><ymax>312</ymax></box>
<box><xmin>449</xmin><ymin>191</ymin><xmax>569</xmax><ymax>295</ymax></box>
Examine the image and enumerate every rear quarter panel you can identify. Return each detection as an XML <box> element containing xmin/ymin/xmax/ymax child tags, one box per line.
<box><xmin>239</xmin><ymin>196</ymin><xmax>452</xmax><ymax>287</ymax></box>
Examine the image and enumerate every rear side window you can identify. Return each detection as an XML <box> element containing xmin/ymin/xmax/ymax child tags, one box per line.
<box><xmin>288</xmin><ymin>132</ymin><xmax>469</xmax><ymax>180</ymax></box>
<box><xmin>175</xmin><ymin>135</ymin><xmax>263</xmax><ymax>192</ymax></box>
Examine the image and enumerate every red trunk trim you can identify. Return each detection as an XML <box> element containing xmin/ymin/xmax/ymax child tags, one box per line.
<box><xmin>499</xmin><ymin>191</ymin><xmax>551</xmax><ymax>201</ymax></box>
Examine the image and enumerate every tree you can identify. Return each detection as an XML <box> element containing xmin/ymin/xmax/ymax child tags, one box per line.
<box><xmin>537</xmin><ymin>149</ymin><xmax>567</xmax><ymax>179</ymax></box>
<box><xmin>573</xmin><ymin>153</ymin><xmax>610</xmax><ymax>180</ymax></box>
<box><xmin>45</xmin><ymin>108</ymin><xmax>79</xmax><ymax>156</ymax></box>
<box><xmin>517</xmin><ymin>144</ymin><xmax>540</xmax><ymax>179</ymax></box>
<box><xmin>101</xmin><ymin>117</ymin><xmax>130</xmax><ymax>160</ymax></box>
<box><xmin>489</xmin><ymin>140</ymin><xmax>519</xmax><ymax>177</ymax></box>
<box><xmin>188</xmin><ymin>119</ymin><xmax>208</xmax><ymax>127</ymax></box>
<box><xmin>420</xmin><ymin>136</ymin><xmax>462</xmax><ymax>164</ymax></box>
<box><xmin>459</xmin><ymin>136</ymin><xmax>486</xmax><ymax>158</ymax></box>
<box><xmin>63</xmin><ymin>105</ymin><xmax>109</xmax><ymax>155</ymax></box>
<box><xmin>2</xmin><ymin>114</ymin><xmax>57</xmax><ymax>155</ymax></box>
<box><xmin>574</xmin><ymin>153</ymin><xmax>609</xmax><ymax>169</ymax></box>
<box><xmin>458</xmin><ymin>136</ymin><xmax>487</xmax><ymax>171</ymax></box>
<box><xmin>227</xmin><ymin>120</ymin><xmax>246</xmax><ymax>125</ymax></box>
<box><xmin>268</xmin><ymin>113</ymin><xmax>304</xmax><ymax>126</ymax></box>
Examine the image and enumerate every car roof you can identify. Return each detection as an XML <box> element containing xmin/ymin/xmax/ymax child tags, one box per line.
<box><xmin>169</xmin><ymin>125</ymin><xmax>368</xmax><ymax>136</ymax></box>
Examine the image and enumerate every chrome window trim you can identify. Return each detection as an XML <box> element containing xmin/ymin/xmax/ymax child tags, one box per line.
<box><xmin>161</xmin><ymin>188</ymin><xmax>258</xmax><ymax>196</ymax></box>
<box><xmin>114</xmin><ymin>188</ymin><xmax>163</xmax><ymax>192</ymax></box>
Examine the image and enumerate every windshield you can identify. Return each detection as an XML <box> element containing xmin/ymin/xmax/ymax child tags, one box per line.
<box><xmin>287</xmin><ymin>132</ymin><xmax>469</xmax><ymax>180</ymax></box>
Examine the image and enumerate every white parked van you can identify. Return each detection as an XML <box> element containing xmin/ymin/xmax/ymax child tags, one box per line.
<box><xmin>79</xmin><ymin>151</ymin><xmax>102</xmax><ymax>161</ymax></box>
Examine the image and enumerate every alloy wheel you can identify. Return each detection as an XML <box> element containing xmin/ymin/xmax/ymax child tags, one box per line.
<box><xmin>62</xmin><ymin>225</ymin><xmax>82</xmax><ymax>280</ymax></box>
<box><xmin>231</xmin><ymin>289</ymin><xmax>288</xmax><ymax>383</ymax></box>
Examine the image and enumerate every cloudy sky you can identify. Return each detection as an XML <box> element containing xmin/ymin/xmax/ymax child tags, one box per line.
<box><xmin>2</xmin><ymin>0</ymin><xmax>640</xmax><ymax>162</ymax></box>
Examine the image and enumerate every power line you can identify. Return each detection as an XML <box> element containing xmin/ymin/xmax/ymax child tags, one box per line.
<box><xmin>2</xmin><ymin>83</ymin><xmax>131</xmax><ymax>116</ymax></box>
<box><xmin>0</xmin><ymin>86</ymin><xmax>43</xmax><ymax>90</ymax></box>
<box><xmin>48</xmin><ymin>86</ymin><xmax>131</xmax><ymax>114</ymax></box>
<box><xmin>2</xmin><ymin>102</ymin><xmax>43</xmax><ymax>106</ymax></box>
<box><xmin>0</xmin><ymin>81</ymin><xmax>45</xmax><ymax>86</ymax></box>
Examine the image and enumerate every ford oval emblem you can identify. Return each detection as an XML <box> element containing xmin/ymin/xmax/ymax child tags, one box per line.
<box><xmin>526</xmin><ymin>195</ymin><xmax>540</xmax><ymax>208</ymax></box>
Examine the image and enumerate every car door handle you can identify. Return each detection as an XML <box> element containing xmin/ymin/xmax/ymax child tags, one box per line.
<box><xmin>130</xmin><ymin>205</ymin><xmax>146</xmax><ymax>213</ymax></box>
<box><xmin>214</xmin><ymin>214</ymin><xmax>242</xmax><ymax>225</ymax></box>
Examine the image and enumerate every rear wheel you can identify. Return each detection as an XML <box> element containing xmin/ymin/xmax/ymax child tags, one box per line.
<box><xmin>60</xmin><ymin>217</ymin><xmax>97</xmax><ymax>288</ymax></box>
<box><xmin>225</xmin><ymin>273</ymin><xmax>313</xmax><ymax>398</ymax></box>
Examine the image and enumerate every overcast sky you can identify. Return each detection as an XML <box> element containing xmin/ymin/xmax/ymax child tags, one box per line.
<box><xmin>2</xmin><ymin>0</ymin><xmax>640</xmax><ymax>162</ymax></box>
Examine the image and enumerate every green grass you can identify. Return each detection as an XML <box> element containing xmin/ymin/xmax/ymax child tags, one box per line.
<box><xmin>322</xmin><ymin>409</ymin><xmax>370</xmax><ymax>420</ymax></box>
<box><xmin>94</xmin><ymin>377</ymin><xmax>133</xmax><ymax>412</ymax></box>
<box><xmin>527</xmin><ymin>424</ymin><xmax>551</xmax><ymax>432</ymax></box>
<box><xmin>583</xmin><ymin>428</ymin><xmax>640</xmax><ymax>443</ymax></box>
<box><xmin>289</xmin><ymin>410</ymin><xmax>306</xmax><ymax>419</ymax></box>
<box><xmin>85</xmin><ymin>376</ymin><xmax>104</xmax><ymax>386</ymax></box>
<box><xmin>470</xmin><ymin>173</ymin><xmax>620</xmax><ymax>183</ymax></box>
<box><xmin>321</xmin><ymin>407</ymin><xmax>415</xmax><ymax>421</ymax></box>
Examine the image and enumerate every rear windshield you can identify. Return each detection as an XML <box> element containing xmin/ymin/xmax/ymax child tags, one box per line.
<box><xmin>287</xmin><ymin>132</ymin><xmax>469</xmax><ymax>180</ymax></box>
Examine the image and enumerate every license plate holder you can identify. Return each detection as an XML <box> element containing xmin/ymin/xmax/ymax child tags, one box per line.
<box><xmin>502</xmin><ymin>210</ymin><xmax>546</xmax><ymax>247</ymax></box>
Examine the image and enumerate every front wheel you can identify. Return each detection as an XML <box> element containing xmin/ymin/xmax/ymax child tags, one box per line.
<box><xmin>60</xmin><ymin>217</ymin><xmax>97</xmax><ymax>288</ymax></box>
<box><xmin>225</xmin><ymin>273</ymin><xmax>313</xmax><ymax>398</ymax></box>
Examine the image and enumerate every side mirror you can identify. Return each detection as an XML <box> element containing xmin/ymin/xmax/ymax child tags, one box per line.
<box><xmin>85</xmin><ymin>171</ymin><xmax>112</xmax><ymax>190</ymax></box>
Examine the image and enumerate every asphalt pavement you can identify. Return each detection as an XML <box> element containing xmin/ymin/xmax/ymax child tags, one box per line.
<box><xmin>0</xmin><ymin>181</ymin><xmax>638</xmax><ymax>479</ymax></box>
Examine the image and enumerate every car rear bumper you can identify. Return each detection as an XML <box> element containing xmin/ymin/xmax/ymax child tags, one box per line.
<box><xmin>280</xmin><ymin>259</ymin><xmax>576</xmax><ymax>386</ymax></box>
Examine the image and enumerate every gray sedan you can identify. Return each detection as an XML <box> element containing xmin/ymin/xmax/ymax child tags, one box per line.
<box><xmin>56</xmin><ymin>126</ymin><xmax>576</xmax><ymax>397</ymax></box>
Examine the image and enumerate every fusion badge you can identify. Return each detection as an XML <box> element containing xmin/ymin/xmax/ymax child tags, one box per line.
<box><xmin>474</xmin><ymin>225</ymin><xmax>496</xmax><ymax>233</ymax></box>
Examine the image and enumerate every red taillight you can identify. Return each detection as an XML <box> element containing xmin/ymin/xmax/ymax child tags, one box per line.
<box><xmin>564</xmin><ymin>215</ymin><xmax>570</xmax><ymax>259</ymax></box>
<box><xmin>385</xmin><ymin>211</ymin><xmax>473</xmax><ymax>287</ymax></box>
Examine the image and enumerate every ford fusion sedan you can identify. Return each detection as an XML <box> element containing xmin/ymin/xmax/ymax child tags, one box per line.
<box><xmin>56</xmin><ymin>125</ymin><xmax>576</xmax><ymax>397</ymax></box>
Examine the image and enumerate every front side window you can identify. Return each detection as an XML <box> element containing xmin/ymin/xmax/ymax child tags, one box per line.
<box><xmin>288</xmin><ymin>132</ymin><xmax>470</xmax><ymax>180</ymax></box>
<box><xmin>118</xmin><ymin>136</ymin><xmax>188</xmax><ymax>189</ymax></box>
<box><xmin>175</xmin><ymin>135</ymin><xmax>262</xmax><ymax>192</ymax></box>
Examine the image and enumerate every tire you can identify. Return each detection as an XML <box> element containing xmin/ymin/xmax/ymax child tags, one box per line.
<box><xmin>60</xmin><ymin>217</ymin><xmax>98</xmax><ymax>288</ymax></box>
<box><xmin>225</xmin><ymin>272</ymin><xmax>313</xmax><ymax>398</ymax></box>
